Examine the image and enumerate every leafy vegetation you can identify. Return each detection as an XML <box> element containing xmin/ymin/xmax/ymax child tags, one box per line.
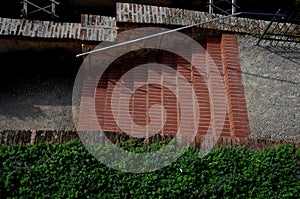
<box><xmin>0</xmin><ymin>140</ymin><xmax>299</xmax><ymax>198</ymax></box>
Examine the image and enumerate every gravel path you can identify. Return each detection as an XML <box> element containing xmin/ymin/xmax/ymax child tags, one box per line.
<box><xmin>0</xmin><ymin>77</ymin><xmax>75</xmax><ymax>131</ymax></box>
<box><xmin>237</xmin><ymin>34</ymin><xmax>299</xmax><ymax>141</ymax></box>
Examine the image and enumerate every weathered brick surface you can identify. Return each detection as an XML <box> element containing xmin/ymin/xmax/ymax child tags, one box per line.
<box><xmin>0</xmin><ymin>14</ymin><xmax>117</xmax><ymax>42</ymax></box>
<box><xmin>81</xmin><ymin>14</ymin><xmax>116</xmax><ymax>28</ymax></box>
<box><xmin>80</xmin><ymin>14</ymin><xmax>117</xmax><ymax>41</ymax></box>
<box><xmin>116</xmin><ymin>2</ymin><xmax>299</xmax><ymax>36</ymax></box>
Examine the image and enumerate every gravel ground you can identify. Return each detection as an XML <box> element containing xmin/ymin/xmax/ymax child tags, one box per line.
<box><xmin>237</xmin><ymin>34</ymin><xmax>299</xmax><ymax>141</ymax></box>
<box><xmin>0</xmin><ymin>77</ymin><xmax>76</xmax><ymax>131</ymax></box>
<box><xmin>0</xmin><ymin>48</ymin><xmax>80</xmax><ymax>131</ymax></box>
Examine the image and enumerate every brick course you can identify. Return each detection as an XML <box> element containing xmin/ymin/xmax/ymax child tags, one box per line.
<box><xmin>0</xmin><ymin>14</ymin><xmax>117</xmax><ymax>42</ymax></box>
<box><xmin>116</xmin><ymin>2</ymin><xmax>299</xmax><ymax>36</ymax></box>
<box><xmin>1</xmin><ymin>130</ymin><xmax>299</xmax><ymax>151</ymax></box>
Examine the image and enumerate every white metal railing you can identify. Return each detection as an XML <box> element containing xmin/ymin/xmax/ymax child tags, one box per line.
<box><xmin>208</xmin><ymin>0</ymin><xmax>239</xmax><ymax>15</ymax></box>
<box><xmin>20</xmin><ymin>0</ymin><xmax>59</xmax><ymax>18</ymax></box>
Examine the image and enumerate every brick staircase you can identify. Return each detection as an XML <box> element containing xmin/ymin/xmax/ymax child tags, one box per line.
<box><xmin>77</xmin><ymin>34</ymin><xmax>250</xmax><ymax>143</ymax></box>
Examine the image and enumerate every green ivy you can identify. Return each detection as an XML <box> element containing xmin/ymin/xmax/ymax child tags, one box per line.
<box><xmin>0</xmin><ymin>141</ymin><xmax>299</xmax><ymax>198</ymax></box>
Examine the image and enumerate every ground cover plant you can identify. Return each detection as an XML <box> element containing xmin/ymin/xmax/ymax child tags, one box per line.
<box><xmin>0</xmin><ymin>140</ymin><xmax>299</xmax><ymax>198</ymax></box>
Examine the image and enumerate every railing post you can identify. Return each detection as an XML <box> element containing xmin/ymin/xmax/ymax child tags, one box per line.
<box><xmin>21</xmin><ymin>0</ymin><xmax>28</xmax><ymax>18</ymax></box>
<box><xmin>51</xmin><ymin>0</ymin><xmax>56</xmax><ymax>17</ymax></box>
<box><xmin>232</xmin><ymin>0</ymin><xmax>236</xmax><ymax>14</ymax></box>
<box><xmin>209</xmin><ymin>0</ymin><xmax>214</xmax><ymax>14</ymax></box>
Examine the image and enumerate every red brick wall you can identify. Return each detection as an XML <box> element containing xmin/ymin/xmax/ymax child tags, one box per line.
<box><xmin>77</xmin><ymin>33</ymin><xmax>250</xmax><ymax>141</ymax></box>
<box><xmin>221</xmin><ymin>34</ymin><xmax>250</xmax><ymax>138</ymax></box>
<box><xmin>206</xmin><ymin>36</ymin><xmax>231</xmax><ymax>138</ymax></box>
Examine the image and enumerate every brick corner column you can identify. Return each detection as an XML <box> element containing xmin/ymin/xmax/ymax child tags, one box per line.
<box><xmin>206</xmin><ymin>36</ymin><xmax>231</xmax><ymax>138</ymax></box>
<box><xmin>221</xmin><ymin>34</ymin><xmax>250</xmax><ymax>139</ymax></box>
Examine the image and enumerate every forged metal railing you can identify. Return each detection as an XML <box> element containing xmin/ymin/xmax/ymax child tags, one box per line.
<box><xmin>257</xmin><ymin>10</ymin><xmax>300</xmax><ymax>47</ymax></box>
